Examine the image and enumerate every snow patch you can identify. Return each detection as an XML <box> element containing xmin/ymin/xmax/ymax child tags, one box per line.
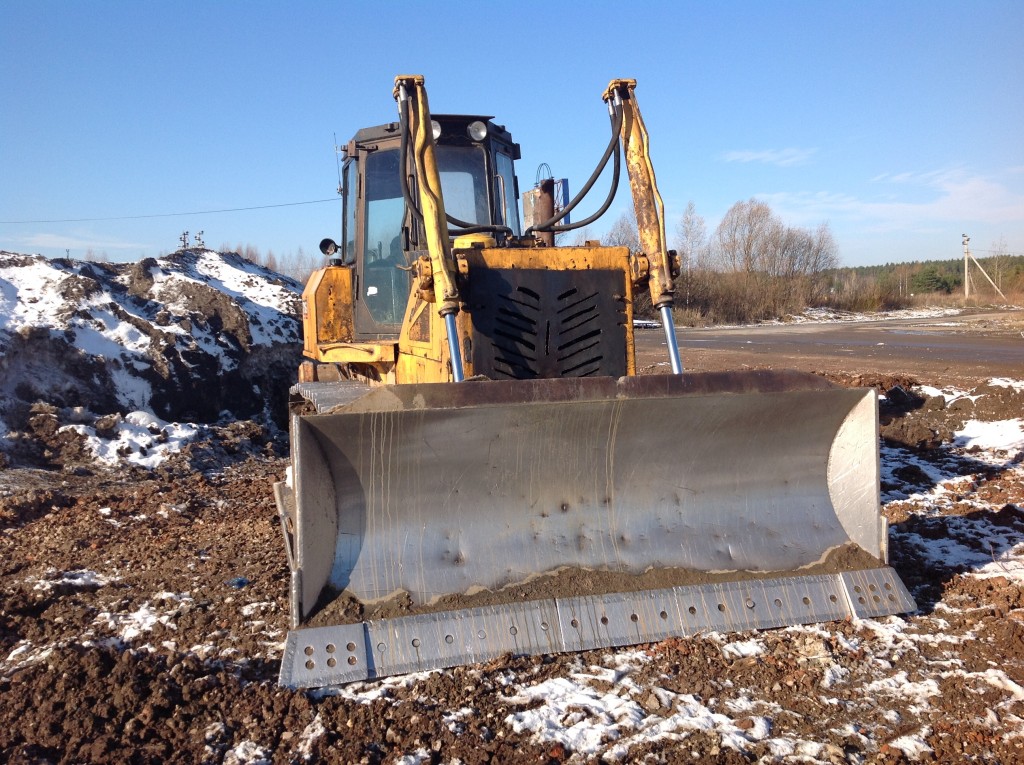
<box><xmin>888</xmin><ymin>728</ymin><xmax>934</xmax><ymax>759</ymax></box>
<box><xmin>292</xmin><ymin>714</ymin><xmax>327</xmax><ymax>761</ymax></box>
<box><xmin>222</xmin><ymin>740</ymin><xmax>271</xmax><ymax>765</ymax></box>
<box><xmin>94</xmin><ymin>592</ymin><xmax>193</xmax><ymax>642</ymax></box>
<box><xmin>990</xmin><ymin>378</ymin><xmax>1024</xmax><ymax>392</ymax></box>
<box><xmin>504</xmin><ymin>669</ymin><xmax>771</xmax><ymax>760</ymax></box>
<box><xmin>31</xmin><ymin>568</ymin><xmax>115</xmax><ymax>592</ymax></box>
<box><xmin>721</xmin><ymin>639</ymin><xmax>765</xmax><ymax>659</ymax></box>
<box><xmin>64</xmin><ymin>411</ymin><xmax>200</xmax><ymax>469</ymax></box>
<box><xmin>954</xmin><ymin>418</ymin><xmax>1024</xmax><ymax>454</ymax></box>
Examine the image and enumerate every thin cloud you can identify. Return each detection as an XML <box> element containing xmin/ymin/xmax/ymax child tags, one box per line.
<box><xmin>722</xmin><ymin>148</ymin><xmax>817</xmax><ymax>167</ymax></box>
<box><xmin>759</xmin><ymin>168</ymin><xmax>1024</xmax><ymax>232</ymax></box>
<box><xmin>16</xmin><ymin>233</ymin><xmax>151</xmax><ymax>252</ymax></box>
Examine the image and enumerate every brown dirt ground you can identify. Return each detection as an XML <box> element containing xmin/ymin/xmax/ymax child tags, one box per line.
<box><xmin>2</xmin><ymin>310</ymin><xmax>1023</xmax><ymax>764</ymax></box>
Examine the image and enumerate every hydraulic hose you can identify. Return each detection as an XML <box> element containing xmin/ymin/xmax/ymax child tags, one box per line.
<box><xmin>525</xmin><ymin>99</ymin><xmax>625</xmax><ymax>236</ymax></box>
<box><xmin>398</xmin><ymin>96</ymin><xmax>425</xmax><ymax>225</ymax></box>
<box><xmin>547</xmin><ymin>144</ymin><xmax>620</xmax><ymax>233</ymax></box>
<box><xmin>445</xmin><ymin>215</ymin><xmax>512</xmax><ymax>238</ymax></box>
<box><xmin>400</xmin><ymin>97</ymin><xmax>513</xmax><ymax>239</ymax></box>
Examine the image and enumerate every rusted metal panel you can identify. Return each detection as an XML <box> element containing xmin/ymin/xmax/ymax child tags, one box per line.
<box><xmin>316</xmin><ymin>342</ymin><xmax>397</xmax><ymax>364</ymax></box>
<box><xmin>301</xmin><ymin>266</ymin><xmax>355</xmax><ymax>359</ymax></box>
<box><xmin>522</xmin><ymin>178</ymin><xmax>555</xmax><ymax>246</ymax></box>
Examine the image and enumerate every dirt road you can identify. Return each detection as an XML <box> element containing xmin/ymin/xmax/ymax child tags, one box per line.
<box><xmin>636</xmin><ymin>309</ymin><xmax>1024</xmax><ymax>383</ymax></box>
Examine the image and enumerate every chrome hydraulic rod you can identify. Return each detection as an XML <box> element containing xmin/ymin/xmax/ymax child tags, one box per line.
<box><xmin>444</xmin><ymin>312</ymin><xmax>465</xmax><ymax>382</ymax></box>
<box><xmin>660</xmin><ymin>305</ymin><xmax>683</xmax><ymax>374</ymax></box>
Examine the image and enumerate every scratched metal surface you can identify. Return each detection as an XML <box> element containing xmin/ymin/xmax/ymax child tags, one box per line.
<box><xmin>287</xmin><ymin>373</ymin><xmax>880</xmax><ymax>618</ymax></box>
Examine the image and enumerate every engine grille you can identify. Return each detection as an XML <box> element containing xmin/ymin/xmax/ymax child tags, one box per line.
<box><xmin>464</xmin><ymin>267</ymin><xmax>627</xmax><ymax>379</ymax></box>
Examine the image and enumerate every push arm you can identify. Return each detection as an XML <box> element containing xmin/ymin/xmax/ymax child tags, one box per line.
<box><xmin>604</xmin><ymin>79</ymin><xmax>683</xmax><ymax>373</ymax></box>
<box><xmin>393</xmin><ymin>75</ymin><xmax>466</xmax><ymax>381</ymax></box>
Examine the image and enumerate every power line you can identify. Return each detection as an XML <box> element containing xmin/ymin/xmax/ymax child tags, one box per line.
<box><xmin>0</xmin><ymin>197</ymin><xmax>339</xmax><ymax>225</ymax></box>
<box><xmin>971</xmin><ymin>247</ymin><xmax>1023</xmax><ymax>256</ymax></box>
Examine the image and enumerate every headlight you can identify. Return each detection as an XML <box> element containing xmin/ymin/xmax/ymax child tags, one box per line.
<box><xmin>431</xmin><ymin>120</ymin><xmax>442</xmax><ymax>140</ymax></box>
<box><xmin>467</xmin><ymin>120</ymin><xmax>488</xmax><ymax>141</ymax></box>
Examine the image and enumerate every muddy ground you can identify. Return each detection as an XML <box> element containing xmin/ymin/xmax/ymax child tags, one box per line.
<box><xmin>2</xmin><ymin>309</ymin><xmax>1023</xmax><ymax>764</ymax></box>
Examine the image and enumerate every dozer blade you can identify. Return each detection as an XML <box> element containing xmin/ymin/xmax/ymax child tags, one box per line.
<box><xmin>275</xmin><ymin>370</ymin><xmax>915</xmax><ymax>688</ymax></box>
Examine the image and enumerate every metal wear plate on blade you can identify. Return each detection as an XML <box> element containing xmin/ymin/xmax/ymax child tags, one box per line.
<box><xmin>363</xmin><ymin>600</ymin><xmax>563</xmax><ymax>679</ymax></box>
<box><xmin>842</xmin><ymin>568</ymin><xmax>916</xmax><ymax>618</ymax></box>
<box><xmin>279</xmin><ymin>622</ymin><xmax>367</xmax><ymax>688</ymax></box>
<box><xmin>279</xmin><ymin>567</ymin><xmax>917</xmax><ymax>688</ymax></box>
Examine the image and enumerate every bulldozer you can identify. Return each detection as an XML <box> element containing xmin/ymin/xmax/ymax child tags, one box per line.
<box><xmin>274</xmin><ymin>75</ymin><xmax>915</xmax><ymax>688</ymax></box>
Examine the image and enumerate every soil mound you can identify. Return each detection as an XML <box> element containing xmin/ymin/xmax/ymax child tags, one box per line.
<box><xmin>0</xmin><ymin>250</ymin><xmax>302</xmax><ymax>470</ymax></box>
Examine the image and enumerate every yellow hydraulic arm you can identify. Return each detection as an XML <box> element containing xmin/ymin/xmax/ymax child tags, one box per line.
<box><xmin>392</xmin><ymin>75</ymin><xmax>466</xmax><ymax>382</ymax></box>
<box><xmin>604</xmin><ymin>79</ymin><xmax>683</xmax><ymax>373</ymax></box>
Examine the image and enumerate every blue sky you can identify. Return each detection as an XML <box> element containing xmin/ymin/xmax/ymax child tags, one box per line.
<box><xmin>2</xmin><ymin>1</ymin><xmax>1022</xmax><ymax>268</ymax></box>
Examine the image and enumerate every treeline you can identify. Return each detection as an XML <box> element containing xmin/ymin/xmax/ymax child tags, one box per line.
<box><xmin>224</xmin><ymin>201</ymin><xmax>1021</xmax><ymax>326</ymax></box>
<box><xmin>600</xmin><ymin>200</ymin><xmax>1022</xmax><ymax>324</ymax></box>
<box><xmin>603</xmin><ymin>199</ymin><xmax>841</xmax><ymax>324</ymax></box>
<box><xmin>831</xmin><ymin>254</ymin><xmax>1024</xmax><ymax>307</ymax></box>
<box><xmin>221</xmin><ymin>243</ymin><xmax>322</xmax><ymax>282</ymax></box>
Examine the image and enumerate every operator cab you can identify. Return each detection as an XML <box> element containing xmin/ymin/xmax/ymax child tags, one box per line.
<box><xmin>328</xmin><ymin>115</ymin><xmax>521</xmax><ymax>339</ymax></box>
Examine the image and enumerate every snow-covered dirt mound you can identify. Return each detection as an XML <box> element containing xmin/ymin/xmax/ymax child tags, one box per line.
<box><xmin>0</xmin><ymin>249</ymin><xmax>303</xmax><ymax>469</ymax></box>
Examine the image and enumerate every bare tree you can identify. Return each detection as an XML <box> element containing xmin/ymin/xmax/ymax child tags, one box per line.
<box><xmin>989</xmin><ymin>236</ymin><xmax>1010</xmax><ymax>290</ymax></box>
<box><xmin>713</xmin><ymin>199</ymin><xmax>777</xmax><ymax>273</ymax></box>
<box><xmin>713</xmin><ymin>200</ymin><xmax>836</xmax><ymax>279</ymax></box>
<box><xmin>603</xmin><ymin>210</ymin><xmax>640</xmax><ymax>252</ymax></box>
<box><xmin>83</xmin><ymin>249</ymin><xmax>110</xmax><ymax>263</ymax></box>
<box><xmin>806</xmin><ymin>223</ymin><xmax>839</xmax><ymax>275</ymax></box>
<box><xmin>708</xmin><ymin>199</ymin><xmax>839</xmax><ymax>321</ymax></box>
<box><xmin>673</xmin><ymin>201</ymin><xmax>708</xmax><ymax>310</ymax></box>
<box><xmin>559</xmin><ymin>226</ymin><xmax>595</xmax><ymax>247</ymax></box>
<box><xmin>285</xmin><ymin>246</ymin><xmax>322</xmax><ymax>282</ymax></box>
<box><xmin>674</xmin><ymin>201</ymin><xmax>707</xmax><ymax>272</ymax></box>
<box><xmin>893</xmin><ymin>263</ymin><xmax>912</xmax><ymax>298</ymax></box>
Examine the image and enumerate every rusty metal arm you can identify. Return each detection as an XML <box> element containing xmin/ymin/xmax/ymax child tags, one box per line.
<box><xmin>604</xmin><ymin>79</ymin><xmax>683</xmax><ymax>374</ymax></box>
<box><xmin>393</xmin><ymin>74</ymin><xmax>465</xmax><ymax>381</ymax></box>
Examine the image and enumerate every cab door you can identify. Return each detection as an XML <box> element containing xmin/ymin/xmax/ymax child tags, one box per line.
<box><xmin>352</xmin><ymin>143</ymin><xmax>412</xmax><ymax>339</ymax></box>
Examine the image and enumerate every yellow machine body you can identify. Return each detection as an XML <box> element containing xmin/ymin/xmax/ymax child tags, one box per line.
<box><xmin>275</xmin><ymin>76</ymin><xmax>915</xmax><ymax>688</ymax></box>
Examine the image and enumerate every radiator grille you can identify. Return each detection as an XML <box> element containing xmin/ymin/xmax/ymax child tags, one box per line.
<box><xmin>464</xmin><ymin>268</ymin><xmax>627</xmax><ymax>379</ymax></box>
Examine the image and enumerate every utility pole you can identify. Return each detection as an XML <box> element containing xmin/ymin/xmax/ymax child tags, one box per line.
<box><xmin>962</xmin><ymin>234</ymin><xmax>971</xmax><ymax>299</ymax></box>
<box><xmin>962</xmin><ymin>233</ymin><xmax>1006</xmax><ymax>301</ymax></box>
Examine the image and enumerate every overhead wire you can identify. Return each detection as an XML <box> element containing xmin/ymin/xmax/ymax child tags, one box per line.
<box><xmin>0</xmin><ymin>197</ymin><xmax>339</xmax><ymax>225</ymax></box>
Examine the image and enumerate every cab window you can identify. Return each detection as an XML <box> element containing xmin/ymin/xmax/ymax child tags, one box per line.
<box><xmin>495</xmin><ymin>151</ymin><xmax>521</xmax><ymax>234</ymax></box>
<box><xmin>436</xmin><ymin>145</ymin><xmax>489</xmax><ymax>226</ymax></box>
<box><xmin>342</xmin><ymin>160</ymin><xmax>356</xmax><ymax>263</ymax></box>
<box><xmin>362</xmin><ymin>148</ymin><xmax>408</xmax><ymax>326</ymax></box>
